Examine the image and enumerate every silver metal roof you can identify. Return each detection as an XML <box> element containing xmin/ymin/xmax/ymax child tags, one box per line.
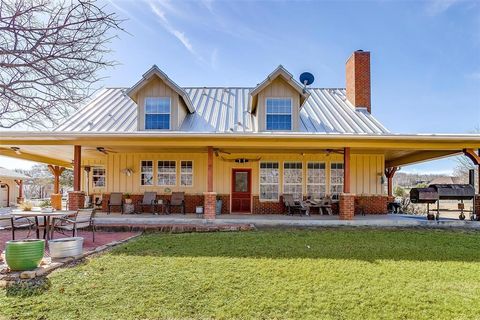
<box><xmin>54</xmin><ymin>87</ymin><xmax>389</xmax><ymax>134</ymax></box>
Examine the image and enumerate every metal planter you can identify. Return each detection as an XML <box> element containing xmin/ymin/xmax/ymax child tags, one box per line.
<box><xmin>48</xmin><ymin>237</ymin><xmax>84</xmax><ymax>258</ymax></box>
<box><xmin>5</xmin><ymin>239</ymin><xmax>45</xmax><ymax>271</ymax></box>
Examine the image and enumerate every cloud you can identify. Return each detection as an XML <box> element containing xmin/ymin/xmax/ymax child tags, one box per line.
<box><xmin>425</xmin><ymin>0</ymin><xmax>462</xmax><ymax>16</ymax></box>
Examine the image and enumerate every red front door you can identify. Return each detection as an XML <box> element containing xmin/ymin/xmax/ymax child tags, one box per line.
<box><xmin>231</xmin><ymin>169</ymin><xmax>251</xmax><ymax>213</ymax></box>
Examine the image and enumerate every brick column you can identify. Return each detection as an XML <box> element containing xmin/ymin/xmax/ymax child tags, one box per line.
<box><xmin>203</xmin><ymin>192</ymin><xmax>217</xmax><ymax>220</ymax></box>
<box><xmin>68</xmin><ymin>191</ymin><xmax>85</xmax><ymax>211</ymax></box>
<box><xmin>475</xmin><ymin>194</ymin><xmax>480</xmax><ymax>221</ymax></box>
<box><xmin>339</xmin><ymin>193</ymin><xmax>355</xmax><ymax>220</ymax></box>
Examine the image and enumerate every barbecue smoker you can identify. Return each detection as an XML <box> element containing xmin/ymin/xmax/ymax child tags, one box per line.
<box><xmin>410</xmin><ymin>170</ymin><xmax>476</xmax><ymax>220</ymax></box>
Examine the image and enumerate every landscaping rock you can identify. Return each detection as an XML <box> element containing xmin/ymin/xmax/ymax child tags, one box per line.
<box><xmin>20</xmin><ymin>271</ymin><xmax>36</xmax><ymax>279</ymax></box>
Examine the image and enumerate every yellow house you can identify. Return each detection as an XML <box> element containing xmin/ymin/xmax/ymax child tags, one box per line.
<box><xmin>1</xmin><ymin>50</ymin><xmax>479</xmax><ymax>219</ymax></box>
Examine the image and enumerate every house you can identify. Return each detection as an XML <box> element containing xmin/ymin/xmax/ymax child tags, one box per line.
<box><xmin>0</xmin><ymin>167</ymin><xmax>27</xmax><ymax>207</ymax></box>
<box><xmin>1</xmin><ymin>50</ymin><xmax>479</xmax><ymax>219</ymax></box>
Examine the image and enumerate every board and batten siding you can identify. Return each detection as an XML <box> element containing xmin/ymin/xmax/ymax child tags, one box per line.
<box><xmin>256</xmin><ymin>77</ymin><xmax>301</xmax><ymax>131</ymax></box>
<box><xmin>82</xmin><ymin>152</ymin><xmax>384</xmax><ymax>197</ymax></box>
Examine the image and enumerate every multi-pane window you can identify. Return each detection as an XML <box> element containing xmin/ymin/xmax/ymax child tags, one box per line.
<box><xmin>283</xmin><ymin>162</ymin><xmax>303</xmax><ymax>200</ymax></box>
<box><xmin>92</xmin><ymin>167</ymin><xmax>105</xmax><ymax>188</ymax></box>
<box><xmin>259</xmin><ymin>162</ymin><xmax>279</xmax><ymax>201</ymax></box>
<box><xmin>145</xmin><ymin>97</ymin><xmax>170</xmax><ymax>130</ymax></box>
<box><xmin>330</xmin><ymin>163</ymin><xmax>344</xmax><ymax>198</ymax></box>
<box><xmin>140</xmin><ymin>161</ymin><xmax>153</xmax><ymax>186</ymax></box>
<box><xmin>307</xmin><ymin>162</ymin><xmax>326</xmax><ymax>199</ymax></box>
<box><xmin>157</xmin><ymin>161</ymin><xmax>176</xmax><ymax>186</ymax></box>
<box><xmin>266</xmin><ymin>98</ymin><xmax>292</xmax><ymax>130</ymax></box>
<box><xmin>180</xmin><ymin>161</ymin><xmax>193</xmax><ymax>187</ymax></box>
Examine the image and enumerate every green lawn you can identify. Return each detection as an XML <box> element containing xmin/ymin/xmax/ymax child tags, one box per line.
<box><xmin>2</xmin><ymin>229</ymin><xmax>480</xmax><ymax>319</ymax></box>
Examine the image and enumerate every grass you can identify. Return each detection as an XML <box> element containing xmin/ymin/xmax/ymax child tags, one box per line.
<box><xmin>2</xmin><ymin>229</ymin><xmax>480</xmax><ymax>319</ymax></box>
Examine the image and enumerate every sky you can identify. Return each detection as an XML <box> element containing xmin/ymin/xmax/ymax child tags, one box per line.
<box><xmin>1</xmin><ymin>0</ymin><xmax>479</xmax><ymax>174</ymax></box>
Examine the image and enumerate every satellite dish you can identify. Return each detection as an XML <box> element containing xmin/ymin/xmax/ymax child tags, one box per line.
<box><xmin>299</xmin><ymin>72</ymin><xmax>314</xmax><ymax>86</ymax></box>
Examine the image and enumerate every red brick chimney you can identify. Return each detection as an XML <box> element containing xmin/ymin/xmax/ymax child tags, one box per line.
<box><xmin>346</xmin><ymin>50</ymin><xmax>371</xmax><ymax>113</ymax></box>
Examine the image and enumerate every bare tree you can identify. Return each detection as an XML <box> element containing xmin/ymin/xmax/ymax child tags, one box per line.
<box><xmin>0</xmin><ymin>0</ymin><xmax>124</xmax><ymax>129</ymax></box>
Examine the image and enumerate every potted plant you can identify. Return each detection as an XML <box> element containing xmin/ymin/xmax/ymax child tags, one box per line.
<box><xmin>216</xmin><ymin>196</ymin><xmax>223</xmax><ymax>215</ymax></box>
<box><xmin>19</xmin><ymin>201</ymin><xmax>33</xmax><ymax>211</ymax></box>
<box><xmin>5</xmin><ymin>239</ymin><xmax>45</xmax><ymax>271</ymax></box>
<box><xmin>124</xmin><ymin>193</ymin><xmax>132</xmax><ymax>204</ymax></box>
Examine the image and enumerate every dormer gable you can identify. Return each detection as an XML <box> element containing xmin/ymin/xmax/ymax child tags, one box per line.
<box><xmin>250</xmin><ymin>65</ymin><xmax>310</xmax><ymax>131</ymax></box>
<box><xmin>126</xmin><ymin>65</ymin><xmax>194</xmax><ymax>131</ymax></box>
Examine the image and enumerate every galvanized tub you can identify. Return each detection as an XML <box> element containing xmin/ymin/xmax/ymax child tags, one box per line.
<box><xmin>48</xmin><ymin>237</ymin><xmax>84</xmax><ymax>258</ymax></box>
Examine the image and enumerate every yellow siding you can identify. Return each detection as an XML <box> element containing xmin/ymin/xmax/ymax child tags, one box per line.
<box><xmin>256</xmin><ymin>77</ymin><xmax>300</xmax><ymax>131</ymax></box>
<box><xmin>82</xmin><ymin>152</ymin><xmax>384</xmax><ymax>197</ymax></box>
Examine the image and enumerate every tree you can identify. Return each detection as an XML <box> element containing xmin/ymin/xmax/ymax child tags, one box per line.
<box><xmin>0</xmin><ymin>0</ymin><xmax>124</xmax><ymax>128</ymax></box>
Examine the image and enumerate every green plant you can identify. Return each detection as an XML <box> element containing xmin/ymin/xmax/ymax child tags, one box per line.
<box><xmin>39</xmin><ymin>199</ymin><xmax>51</xmax><ymax>208</ymax></box>
<box><xmin>19</xmin><ymin>201</ymin><xmax>33</xmax><ymax>211</ymax></box>
<box><xmin>124</xmin><ymin>193</ymin><xmax>131</xmax><ymax>199</ymax></box>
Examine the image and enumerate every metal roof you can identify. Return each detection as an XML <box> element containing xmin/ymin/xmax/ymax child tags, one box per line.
<box><xmin>54</xmin><ymin>87</ymin><xmax>389</xmax><ymax>134</ymax></box>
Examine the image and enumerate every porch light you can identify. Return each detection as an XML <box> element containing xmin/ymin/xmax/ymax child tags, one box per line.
<box><xmin>122</xmin><ymin>168</ymin><xmax>134</xmax><ymax>176</ymax></box>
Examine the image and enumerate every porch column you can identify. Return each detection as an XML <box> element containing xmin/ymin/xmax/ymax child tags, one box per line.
<box><xmin>48</xmin><ymin>165</ymin><xmax>65</xmax><ymax>210</ymax></box>
<box><xmin>339</xmin><ymin>147</ymin><xmax>354</xmax><ymax>220</ymax></box>
<box><xmin>385</xmin><ymin>167</ymin><xmax>398</xmax><ymax>197</ymax></box>
<box><xmin>69</xmin><ymin>145</ymin><xmax>85</xmax><ymax>210</ymax></box>
<box><xmin>203</xmin><ymin>146</ymin><xmax>216</xmax><ymax>219</ymax></box>
<box><xmin>15</xmin><ymin>180</ymin><xmax>23</xmax><ymax>204</ymax></box>
<box><xmin>463</xmin><ymin>148</ymin><xmax>480</xmax><ymax>219</ymax></box>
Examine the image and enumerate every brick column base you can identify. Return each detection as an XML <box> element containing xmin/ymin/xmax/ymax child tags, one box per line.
<box><xmin>68</xmin><ymin>191</ymin><xmax>85</xmax><ymax>211</ymax></box>
<box><xmin>203</xmin><ymin>192</ymin><xmax>217</xmax><ymax>220</ymax></box>
<box><xmin>50</xmin><ymin>193</ymin><xmax>62</xmax><ymax>210</ymax></box>
<box><xmin>339</xmin><ymin>193</ymin><xmax>355</xmax><ymax>220</ymax></box>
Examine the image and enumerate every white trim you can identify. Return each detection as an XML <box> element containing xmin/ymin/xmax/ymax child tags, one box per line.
<box><xmin>180</xmin><ymin>160</ymin><xmax>194</xmax><ymax>187</ymax></box>
<box><xmin>264</xmin><ymin>97</ymin><xmax>293</xmax><ymax>131</ymax></box>
<box><xmin>140</xmin><ymin>160</ymin><xmax>154</xmax><ymax>186</ymax></box>
<box><xmin>330</xmin><ymin>162</ymin><xmax>344</xmax><ymax>197</ymax></box>
<box><xmin>282</xmin><ymin>161</ymin><xmax>303</xmax><ymax>200</ymax></box>
<box><xmin>258</xmin><ymin>161</ymin><xmax>280</xmax><ymax>202</ymax></box>
<box><xmin>306</xmin><ymin>161</ymin><xmax>326</xmax><ymax>199</ymax></box>
<box><xmin>157</xmin><ymin>160</ymin><xmax>177</xmax><ymax>186</ymax></box>
<box><xmin>144</xmin><ymin>97</ymin><xmax>171</xmax><ymax>130</ymax></box>
<box><xmin>91</xmin><ymin>165</ymin><xmax>106</xmax><ymax>189</ymax></box>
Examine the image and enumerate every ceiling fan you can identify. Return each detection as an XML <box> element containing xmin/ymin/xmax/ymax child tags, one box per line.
<box><xmin>84</xmin><ymin>147</ymin><xmax>117</xmax><ymax>155</ymax></box>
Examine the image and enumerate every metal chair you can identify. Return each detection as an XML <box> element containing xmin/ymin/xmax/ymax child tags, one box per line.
<box><xmin>282</xmin><ymin>194</ymin><xmax>308</xmax><ymax>216</ymax></box>
<box><xmin>51</xmin><ymin>208</ymin><xmax>96</xmax><ymax>242</ymax></box>
<box><xmin>2</xmin><ymin>215</ymin><xmax>36</xmax><ymax>240</ymax></box>
<box><xmin>107</xmin><ymin>192</ymin><xmax>123</xmax><ymax>214</ymax></box>
<box><xmin>166</xmin><ymin>192</ymin><xmax>185</xmax><ymax>214</ymax></box>
<box><xmin>137</xmin><ymin>192</ymin><xmax>157</xmax><ymax>214</ymax></box>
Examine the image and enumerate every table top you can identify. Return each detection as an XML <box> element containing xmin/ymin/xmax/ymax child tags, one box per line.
<box><xmin>11</xmin><ymin>210</ymin><xmax>75</xmax><ymax>217</ymax></box>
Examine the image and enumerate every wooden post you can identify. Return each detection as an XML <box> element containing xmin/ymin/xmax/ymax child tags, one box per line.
<box><xmin>48</xmin><ymin>165</ymin><xmax>65</xmax><ymax>210</ymax></box>
<box><xmin>14</xmin><ymin>180</ymin><xmax>23</xmax><ymax>204</ymax></box>
<box><xmin>73</xmin><ymin>145</ymin><xmax>82</xmax><ymax>191</ymax></box>
<box><xmin>463</xmin><ymin>148</ymin><xmax>480</xmax><ymax>193</ymax></box>
<box><xmin>343</xmin><ymin>147</ymin><xmax>351</xmax><ymax>193</ymax></box>
<box><xmin>207</xmin><ymin>146</ymin><xmax>214</xmax><ymax>192</ymax></box>
<box><xmin>385</xmin><ymin>167</ymin><xmax>398</xmax><ymax>196</ymax></box>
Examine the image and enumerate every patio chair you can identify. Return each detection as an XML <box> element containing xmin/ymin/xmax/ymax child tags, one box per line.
<box><xmin>283</xmin><ymin>194</ymin><xmax>308</xmax><ymax>216</ymax></box>
<box><xmin>51</xmin><ymin>208</ymin><xmax>96</xmax><ymax>242</ymax></box>
<box><xmin>319</xmin><ymin>196</ymin><xmax>333</xmax><ymax>215</ymax></box>
<box><xmin>137</xmin><ymin>192</ymin><xmax>158</xmax><ymax>214</ymax></box>
<box><xmin>1</xmin><ymin>215</ymin><xmax>37</xmax><ymax>240</ymax></box>
<box><xmin>107</xmin><ymin>192</ymin><xmax>123</xmax><ymax>215</ymax></box>
<box><xmin>166</xmin><ymin>192</ymin><xmax>185</xmax><ymax>214</ymax></box>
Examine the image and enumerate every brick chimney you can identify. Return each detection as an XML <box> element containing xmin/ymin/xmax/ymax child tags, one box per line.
<box><xmin>346</xmin><ymin>50</ymin><xmax>371</xmax><ymax>113</ymax></box>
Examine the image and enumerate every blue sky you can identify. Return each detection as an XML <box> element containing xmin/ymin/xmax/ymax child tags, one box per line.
<box><xmin>1</xmin><ymin>0</ymin><xmax>479</xmax><ymax>173</ymax></box>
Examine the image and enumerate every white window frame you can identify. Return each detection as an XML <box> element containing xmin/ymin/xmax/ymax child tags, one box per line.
<box><xmin>140</xmin><ymin>160</ymin><xmax>154</xmax><ymax>186</ymax></box>
<box><xmin>180</xmin><ymin>160</ymin><xmax>194</xmax><ymax>187</ymax></box>
<box><xmin>157</xmin><ymin>160</ymin><xmax>177</xmax><ymax>186</ymax></box>
<box><xmin>306</xmin><ymin>162</ymin><xmax>326</xmax><ymax>199</ymax></box>
<box><xmin>92</xmin><ymin>166</ymin><xmax>106</xmax><ymax>188</ymax></box>
<box><xmin>259</xmin><ymin>161</ymin><xmax>280</xmax><ymax>202</ymax></box>
<box><xmin>330</xmin><ymin>162</ymin><xmax>344</xmax><ymax>198</ymax></box>
<box><xmin>265</xmin><ymin>97</ymin><xmax>293</xmax><ymax>131</ymax></box>
<box><xmin>283</xmin><ymin>161</ymin><xmax>303</xmax><ymax>201</ymax></box>
<box><xmin>144</xmin><ymin>97</ymin><xmax>171</xmax><ymax>130</ymax></box>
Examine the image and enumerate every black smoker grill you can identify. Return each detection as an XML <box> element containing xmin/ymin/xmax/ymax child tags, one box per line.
<box><xmin>410</xmin><ymin>171</ymin><xmax>476</xmax><ymax>220</ymax></box>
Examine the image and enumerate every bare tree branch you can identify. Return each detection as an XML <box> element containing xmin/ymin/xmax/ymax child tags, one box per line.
<box><xmin>0</xmin><ymin>0</ymin><xmax>124</xmax><ymax>129</ymax></box>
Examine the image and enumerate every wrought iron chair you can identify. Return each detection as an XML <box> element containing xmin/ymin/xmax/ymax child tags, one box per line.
<box><xmin>282</xmin><ymin>194</ymin><xmax>308</xmax><ymax>216</ymax></box>
<box><xmin>51</xmin><ymin>208</ymin><xmax>96</xmax><ymax>242</ymax></box>
<box><xmin>137</xmin><ymin>192</ymin><xmax>158</xmax><ymax>214</ymax></box>
<box><xmin>166</xmin><ymin>192</ymin><xmax>185</xmax><ymax>214</ymax></box>
<box><xmin>2</xmin><ymin>215</ymin><xmax>36</xmax><ymax>240</ymax></box>
<box><xmin>107</xmin><ymin>192</ymin><xmax>123</xmax><ymax>215</ymax></box>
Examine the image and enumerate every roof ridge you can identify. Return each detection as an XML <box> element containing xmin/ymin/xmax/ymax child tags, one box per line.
<box><xmin>104</xmin><ymin>86</ymin><xmax>346</xmax><ymax>90</ymax></box>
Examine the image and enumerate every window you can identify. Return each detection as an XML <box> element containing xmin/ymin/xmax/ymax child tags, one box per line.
<box><xmin>283</xmin><ymin>162</ymin><xmax>303</xmax><ymax>200</ymax></box>
<box><xmin>92</xmin><ymin>167</ymin><xmax>105</xmax><ymax>188</ymax></box>
<box><xmin>140</xmin><ymin>161</ymin><xmax>154</xmax><ymax>186</ymax></box>
<box><xmin>266</xmin><ymin>98</ymin><xmax>292</xmax><ymax>130</ymax></box>
<box><xmin>157</xmin><ymin>161</ymin><xmax>176</xmax><ymax>186</ymax></box>
<box><xmin>145</xmin><ymin>97</ymin><xmax>170</xmax><ymax>130</ymax></box>
<box><xmin>330</xmin><ymin>163</ymin><xmax>344</xmax><ymax>198</ymax></box>
<box><xmin>307</xmin><ymin>162</ymin><xmax>326</xmax><ymax>199</ymax></box>
<box><xmin>180</xmin><ymin>161</ymin><xmax>193</xmax><ymax>187</ymax></box>
<box><xmin>259</xmin><ymin>162</ymin><xmax>279</xmax><ymax>201</ymax></box>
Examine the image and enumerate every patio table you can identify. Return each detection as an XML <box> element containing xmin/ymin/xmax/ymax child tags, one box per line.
<box><xmin>11</xmin><ymin>210</ymin><xmax>75</xmax><ymax>241</ymax></box>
